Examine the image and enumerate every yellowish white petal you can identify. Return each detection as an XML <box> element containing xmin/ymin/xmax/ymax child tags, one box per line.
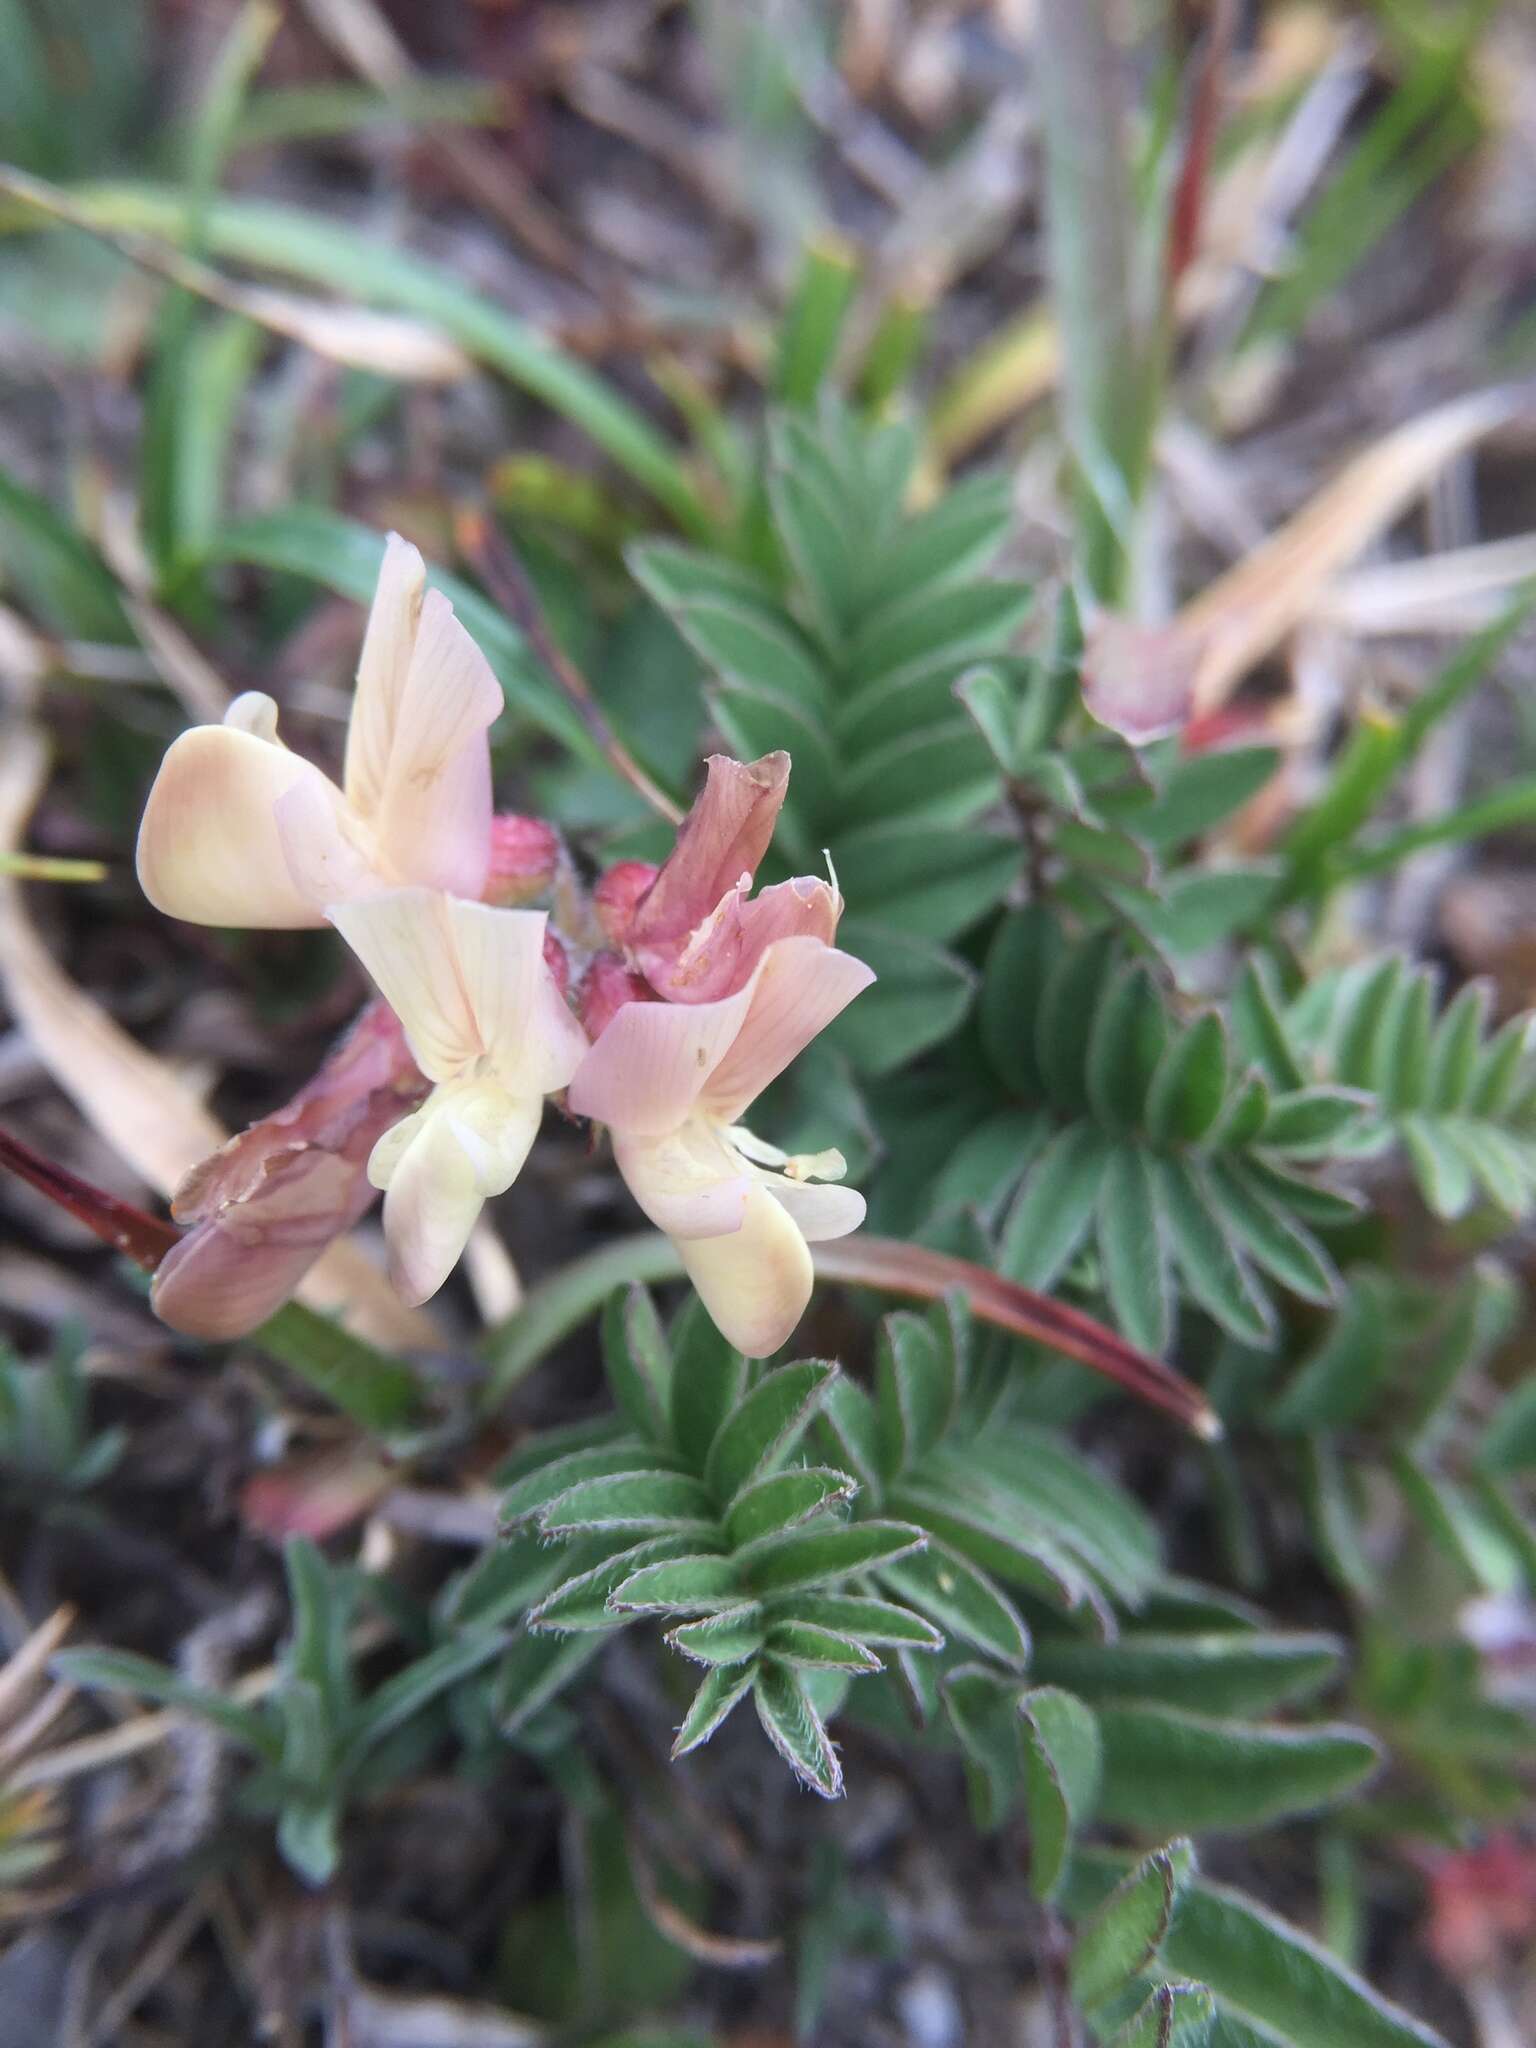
<box><xmin>136</xmin><ymin>725</ymin><xmax>345</xmax><ymax>929</ymax></box>
<box><xmin>439</xmin><ymin>896</ymin><xmax>587</xmax><ymax>1091</ymax></box>
<box><xmin>611</xmin><ymin>1124</ymin><xmax>753</xmax><ymax>1241</ymax></box>
<box><xmin>328</xmin><ymin>889</ymin><xmax>488</xmax><ymax>1082</ymax></box>
<box><xmin>376</xmin><ymin>1087</ymin><xmax>541</xmax><ymax>1305</ymax></box>
<box><xmin>676</xmin><ymin>1183</ymin><xmax>814</xmax><ymax>1358</ymax></box>
<box><xmin>372</xmin><ymin>588</ymin><xmax>502</xmax><ymax>898</ymax></box>
<box><xmin>344</xmin><ymin>533</ymin><xmax>426</xmax><ymax>818</ymax></box>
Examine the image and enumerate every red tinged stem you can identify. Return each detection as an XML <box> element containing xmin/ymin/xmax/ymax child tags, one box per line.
<box><xmin>1165</xmin><ymin>0</ymin><xmax>1236</xmax><ymax>299</ymax></box>
<box><xmin>0</xmin><ymin>1126</ymin><xmax>179</xmax><ymax>1270</ymax></box>
<box><xmin>814</xmin><ymin>1233</ymin><xmax>1221</xmax><ymax>1440</ymax></box>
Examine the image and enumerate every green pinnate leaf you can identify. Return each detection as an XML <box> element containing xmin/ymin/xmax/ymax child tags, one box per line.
<box><xmin>1229</xmin><ymin>958</ymin><xmax>1305</xmax><ymax>1093</ymax></box>
<box><xmin>500</xmin><ymin>1442</ymin><xmax>684</xmax><ymax>1527</ymax></box>
<box><xmin>745</xmin><ymin>1520</ymin><xmax>926</xmax><ymax>1596</ymax></box>
<box><xmin>609</xmin><ymin>1554</ymin><xmax>743</xmax><ymax>1616</ymax></box>
<box><xmin>1071</xmin><ymin>1842</ymin><xmax>1192</xmax><ymax>2011</ymax></box>
<box><xmin>753</xmin><ymin>1660</ymin><xmax>843</xmax><ymax>1796</ymax></box>
<box><xmin>890</xmin><ymin>1483</ymin><xmax>1096</xmax><ymax>1621</ymax></box>
<box><xmin>955</xmin><ymin>662</ymin><xmax>1022</xmax><ymax>773</ymax></box>
<box><xmin>666</xmin><ymin>1604</ymin><xmax>766</xmax><ymax>1667</ymax></box>
<box><xmin>1097</xmin><ymin>1142</ymin><xmax>1173</xmax><ymax>1356</ymax></box>
<box><xmin>1425</xmin><ymin>981</ymin><xmax>1491</xmax><ymax>1109</ymax></box>
<box><xmin>1030</xmin><ymin>1632</ymin><xmax>1342</xmax><ymax>1716</ymax></box>
<box><xmin>999</xmin><ymin>1122</ymin><xmax>1110</xmax><ymax>1291</ymax></box>
<box><xmin>1088</xmin><ymin>965</ymin><xmax>1170</xmax><ymax>1130</ymax></box>
<box><xmin>1152</xmin><ymin>1158</ymin><xmax>1275</xmax><ymax>1345</ymax></box>
<box><xmin>537</xmin><ymin>1471</ymin><xmax>718</xmax><ymax>1537</ymax></box>
<box><xmin>1020</xmin><ymin>1685</ymin><xmax>1102</xmax><ymax>1901</ymax></box>
<box><xmin>1205</xmin><ymin>1160</ymin><xmax>1339</xmax><ymax>1307</ymax></box>
<box><xmin>630</xmin><ymin>541</ymin><xmax>828</xmax><ymax>710</ymax></box>
<box><xmin>830</xmin><ymin>821</ymin><xmax>1021</xmax><ymax>942</ymax></box>
<box><xmin>1333</xmin><ymin>956</ymin><xmax>1407</xmax><ymax>1088</ymax></box>
<box><xmin>1107</xmin><ymin>1982</ymin><xmax>1216</xmax><ymax>2048</ymax></box>
<box><xmin>706</xmin><ymin>1360</ymin><xmax>838</xmax><ymax>1502</ymax></box>
<box><xmin>874</xmin><ymin>1311</ymin><xmax>955</xmax><ymax>1480</ymax></box>
<box><xmin>840</xmin><ymin>579</ymin><xmax>1034</xmax><ymax>728</ymax></box>
<box><xmin>669</xmin><ymin>1300</ymin><xmax>748</xmax><ymax>1471</ymax></box>
<box><xmin>778</xmin><ymin>1594</ymin><xmax>942</xmax><ymax>1650</ymax></box>
<box><xmin>981</xmin><ymin>906</ymin><xmax>1063</xmax><ymax>1097</ymax></box>
<box><xmin>1400</xmin><ymin>1116</ymin><xmax>1477</xmax><ymax>1218</ymax></box>
<box><xmin>955</xmin><ymin>1432</ymin><xmax>1160</xmax><ymax>1607</ymax></box>
<box><xmin>1136</xmin><ymin>748</ymin><xmax>1280</xmax><ymax>851</ymax></box>
<box><xmin>813</xmin><ymin>1377</ymin><xmax>884</xmax><ymax>1499</ymax></box>
<box><xmin>766</xmin><ymin>1621</ymin><xmax>882</xmax><ymax>1672</ymax></box>
<box><xmin>943</xmin><ymin>1664</ymin><xmax>1025</xmax><ymax>1830</ymax></box>
<box><xmin>1096</xmin><ymin>1706</ymin><xmax>1380</xmax><ymax>1832</ymax></box>
<box><xmin>1468</xmin><ymin>1014</ymin><xmax>1534</xmax><ymax>1116</ymax></box>
<box><xmin>601</xmin><ymin>1285</ymin><xmax>673</xmax><ymax>1442</ymax></box>
<box><xmin>1373</xmin><ymin>968</ymin><xmax>1435</xmax><ymax>1109</ymax></box>
<box><xmin>673</xmin><ymin>1663</ymin><xmax>755</xmax><ymax>1757</ymax></box>
<box><xmin>1145</xmin><ymin>1015</ymin><xmax>1229</xmax><ymax>1147</ymax></box>
<box><xmin>530</xmin><ymin>1536</ymin><xmax>703</xmax><ymax>1633</ymax></box>
<box><xmin>1258</xmin><ymin>1086</ymin><xmax>1373</xmax><ymax>1156</ymax></box>
<box><xmin>1162</xmin><ymin>1878</ymin><xmax>1452</xmax><ymax>2048</ymax></box>
<box><xmin>1037</xmin><ymin>931</ymin><xmax>1120</xmax><ymax>1111</ymax></box>
<box><xmin>878</xmin><ymin>1543</ymin><xmax>1031</xmax><ymax>1668</ymax></box>
<box><xmin>726</xmin><ymin>1467</ymin><xmax>857</xmax><ymax>1548</ymax></box>
<box><xmin>855</xmin><ymin>469</ymin><xmax>1015</xmax><ymax>615</ymax></box>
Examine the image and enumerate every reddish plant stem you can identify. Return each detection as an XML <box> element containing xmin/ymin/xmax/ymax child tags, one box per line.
<box><xmin>0</xmin><ymin>1126</ymin><xmax>178</xmax><ymax>1270</ymax></box>
<box><xmin>815</xmin><ymin>1233</ymin><xmax>1220</xmax><ymax>1441</ymax></box>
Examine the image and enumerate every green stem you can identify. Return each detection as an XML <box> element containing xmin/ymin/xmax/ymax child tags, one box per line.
<box><xmin>1036</xmin><ymin>0</ymin><xmax>1148</xmax><ymax>606</ymax></box>
<box><xmin>253</xmin><ymin>1302</ymin><xmax>424</xmax><ymax>1434</ymax></box>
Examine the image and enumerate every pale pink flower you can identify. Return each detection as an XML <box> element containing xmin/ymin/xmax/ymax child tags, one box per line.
<box><xmin>151</xmin><ymin>1001</ymin><xmax>426</xmax><ymax>1340</ymax></box>
<box><xmin>597</xmin><ymin>752</ymin><xmax>840</xmax><ymax>1004</ymax></box>
<box><xmin>136</xmin><ymin>535</ymin><xmax>502</xmax><ymax>928</ymax></box>
<box><xmin>328</xmin><ymin>888</ymin><xmax>587</xmax><ymax>1305</ymax></box>
<box><xmin>569</xmin><ymin>933</ymin><xmax>873</xmax><ymax>1357</ymax></box>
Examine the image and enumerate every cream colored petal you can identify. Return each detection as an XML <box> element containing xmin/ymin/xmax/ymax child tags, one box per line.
<box><xmin>443</xmin><ymin>1080</ymin><xmax>544</xmax><ymax>1195</ymax></box>
<box><xmin>612</xmin><ymin>1124</ymin><xmax>753</xmax><ymax>1241</ymax></box>
<box><xmin>344</xmin><ymin>533</ymin><xmax>426</xmax><ymax>818</ymax></box>
<box><xmin>373</xmin><ymin>588</ymin><xmax>502</xmax><ymax>898</ymax></box>
<box><xmin>379</xmin><ymin>1085</ymin><xmax>542</xmax><ymax>1304</ymax></box>
<box><xmin>328</xmin><ymin>889</ymin><xmax>483</xmax><ymax>1083</ymax></box>
<box><xmin>677</xmin><ymin>1182</ymin><xmax>814</xmax><ymax>1358</ymax></box>
<box><xmin>136</xmin><ymin>725</ymin><xmax>343</xmax><ymax>928</ymax></box>
<box><xmin>225</xmin><ymin>690</ymin><xmax>281</xmax><ymax>741</ymax></box>
<box><xmin>273</xmin><ymin>776</ymin><xmax>376</xmax><ymax>906</ymax></box>
<box><xmin>766</xmin><ymin>1176</ymin><xmax>866</xmax><ymax>1243</ymax></box>
<box><xmin>379</xmin><ymin>1108</ymin><xmax>487</xmax><ymax>1306</ymax></box>
<box><xmin>368</xmin><ymin>1102</ymin><xmax>432</xmax><ymax>1188</ymax></box>
<box><xmin>439</xmin><ymin>897</ymin><xmax>587</xmax><ymax>1092</ymax></box>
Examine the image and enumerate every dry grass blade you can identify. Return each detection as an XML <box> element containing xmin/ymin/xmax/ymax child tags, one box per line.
<box><xmin>0</xmin><ymin>165</ymin><xmax>473</xmax><ymax>383</ymax></box>
<box><xmin>1179</xmin><ymin>387</ymin><xmax>1527</xmax><ymax>709</ymax></box>
<box><xmin>0</xmin><ymin>723</ymin><xmax>224</xmax><ymax>1193</ymax></box>
<box><xmin>1088</xmin><ymin>389</ymin><xmax>1531</xmax><ymax>725</ymax></box>
<box><xmin>0</xmin><ymin>722</ymin><xmax>437</xmax><ymax>1348</ymax></box>
<box><xmin>625</xmin><ymin>1823</ymin><xmax>781</xmax><ymax>1968</ymax></box>
<box><xmin>1317</xmin><ymin>535</ymin><xmax>1536</xmax><ymax>634</ymax></box>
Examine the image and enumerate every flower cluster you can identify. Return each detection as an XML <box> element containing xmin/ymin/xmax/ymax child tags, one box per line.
<box><xmin>137</xmin><ymin>538</ymin><xmax>873</xmax><ymax>1356</ymax></box>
